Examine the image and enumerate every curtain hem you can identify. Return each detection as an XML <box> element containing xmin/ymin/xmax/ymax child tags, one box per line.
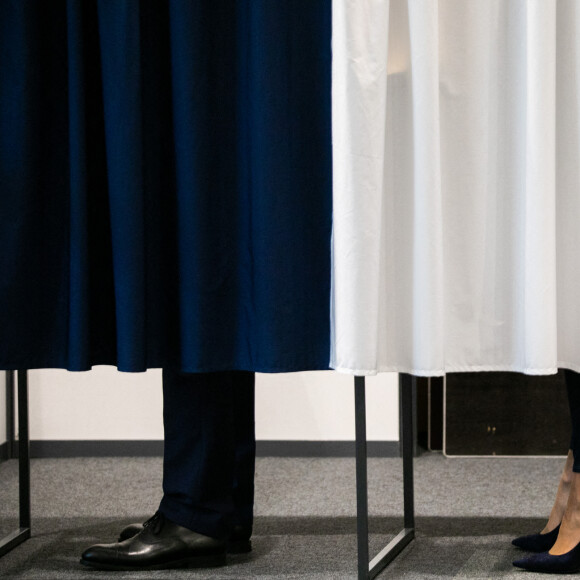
<box><xmin>330</xmin><ymin>363</ymin><xmax>571</xmax><ymax>377</ymax></box>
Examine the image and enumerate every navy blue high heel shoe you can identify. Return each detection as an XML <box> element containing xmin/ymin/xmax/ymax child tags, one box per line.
<box><xmin>512</xmin><ymin>524</ymin><xmax>560</xmax><ymax>552</ymax></box>
<box><xmin>513</xmin><ymin>539</ymin><xmax>580</xmax><ymax>573</ymax></box>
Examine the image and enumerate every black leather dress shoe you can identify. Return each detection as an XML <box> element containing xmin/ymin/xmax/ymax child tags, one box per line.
<box><xmin>80</xmin><ymin>512</ymin><xmax>226</xmax><ymax>571</ymax></box>
<box><xmin>118</xmin><ymin>513</ymin><xmax>252</xmax><ymax>554</ymax></box>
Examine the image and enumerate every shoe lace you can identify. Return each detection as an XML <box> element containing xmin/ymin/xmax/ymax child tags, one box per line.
<box><xmin>142</xmin><ymin>511</ymin><xmax>165</xmax><ymax>535</ymax></box>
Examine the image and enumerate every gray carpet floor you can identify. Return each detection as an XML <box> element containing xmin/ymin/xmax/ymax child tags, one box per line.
<box><xmin>0</xmin><ymin>453</ymin><xmax>574</xmax><ymax>578</ymax></box>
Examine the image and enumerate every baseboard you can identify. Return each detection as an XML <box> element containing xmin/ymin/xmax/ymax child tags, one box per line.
<box><xmin>0</xmin><ymin>441</ymin><xmax>9</xmax><ymax>462</ymax></box>
<box><xmin>30</xmin><ymin>440</ymin><xmax>165</xmax><ymax>458</ymax></box>
<box><xmin>13</xmin><ymin>440</ymin><xmax>401</xmax><ymax>459</ymax></box>
<box><xmin>256</xmin><ymin>440</ymin><xmax>400</xmax><ymax>457</ymax></box>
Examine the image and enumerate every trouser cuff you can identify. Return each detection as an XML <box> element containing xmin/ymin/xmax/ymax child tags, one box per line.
<box><xmin>158</xmin><ymin>495</ymin><xmax>231</xmax><ymax>540</ymax></box>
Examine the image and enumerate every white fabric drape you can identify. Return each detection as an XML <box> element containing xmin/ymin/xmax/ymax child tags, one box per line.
<box><xmin>331</xmin><ymin>0</ymin><xmax>580</xmax><ymax>376</ymax></box>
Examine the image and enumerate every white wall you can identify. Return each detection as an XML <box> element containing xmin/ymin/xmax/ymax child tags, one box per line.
<box><xmin>0</xmin><ymin>371</ymin><xmax>6</xmax><ymax>445</ymax></box>
<box><xmin>27</xmin><ymin>368</ymin><xmax>399</xmax><ymax>441</ymax></box>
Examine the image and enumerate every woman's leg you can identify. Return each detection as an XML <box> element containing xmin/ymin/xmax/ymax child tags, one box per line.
<box><xmin>535</xmin><ymin>369</ymin><xmax>580</xmax><ymax>534</ymax></box>
<box><xmin>541</xmin><ymin>450</ymin><xmax>574</xmax><ymax>534</ymax></box>
<box><xmin>566</xmin><ymin>369</ymin><xmax>580</xmax><ymax>475</ymax></box>
<box><xmin>538</xmin><ymin>369</ymin><xmax>580</xmax><ymax>533</ymax></box>
<box><xmin>548</xmin><ymin>370</ymin><xmax>580</xmax><ymax>553</ymax></box>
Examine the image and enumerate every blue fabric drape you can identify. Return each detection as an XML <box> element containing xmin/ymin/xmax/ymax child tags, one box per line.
<box><xmin>0</xmin><ymin>1</ymin><xmax>332</xmax><ymax>372</ymax></box>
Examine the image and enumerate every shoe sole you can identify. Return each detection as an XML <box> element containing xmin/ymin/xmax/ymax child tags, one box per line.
<box><xmin>117</xmin><ymin>535</ymin><xmax>252</xmax><ymax>554</ymax></box>
<box><xmin>79</xmin><ymin>553</ymin><xmax>227</xmax><ymax>571</ymax></box>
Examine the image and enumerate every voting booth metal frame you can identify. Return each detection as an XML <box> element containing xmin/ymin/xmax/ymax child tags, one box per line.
<box><xmin>0</xmin><ymin>370</ymin><xmax>415</xmax><ymax>579</ymax></box>
<box><xmin>355</xmin><ymin>374</ymin><xmax>416</xmax><ymax>579</ymax></box>
<box><xmin>0</xmin><ymin>370</ymin><xmax>31</xmax><ymax>558</ymax></box>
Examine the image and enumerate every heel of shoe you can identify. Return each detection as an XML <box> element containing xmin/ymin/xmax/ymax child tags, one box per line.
<box><xmin>227</xmin><ymin>539</ymin><xmax>252</xmax><ymax>554</ymax></box>
<box><xmin>512</xmin><ymin>524</ymin><xmax>560</xmax><ymax>552</ymax></box>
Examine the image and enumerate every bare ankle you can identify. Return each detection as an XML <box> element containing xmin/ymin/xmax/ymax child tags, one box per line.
<box><xmin>564</xmin><ymin>452</ymin><xmax>575</xmax><ymax>480</ymax></box>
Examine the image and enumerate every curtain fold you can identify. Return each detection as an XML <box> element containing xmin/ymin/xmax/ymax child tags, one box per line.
<box><xmin>332</xmin><ymin>0</ymin><xmax>579</xmax><ymax>376</ymax></box>
<box><xmin>0</xmin><ymin>0</ymin><xmax>332</xmax><ymax>373</ymax></box>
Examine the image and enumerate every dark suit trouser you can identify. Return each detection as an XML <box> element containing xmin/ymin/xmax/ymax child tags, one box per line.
<box><xmin>158</xmin><ymin>368</ymin><xmax>256</xmax><ymax>540</ymax></box>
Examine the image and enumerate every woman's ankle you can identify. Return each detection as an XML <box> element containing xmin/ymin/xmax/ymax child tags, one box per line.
<box><xmin>562</xmin><ymin>451</ymin><xmax>575</xmax><ymax>484</ymax></box>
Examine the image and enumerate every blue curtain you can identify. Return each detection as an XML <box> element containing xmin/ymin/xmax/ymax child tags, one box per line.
<box><xmin>0</xmin><ymin>1</ymin><xmax>332</xmax><ymax>373</ymax></box>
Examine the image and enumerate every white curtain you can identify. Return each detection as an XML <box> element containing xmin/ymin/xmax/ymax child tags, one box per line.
<box><xmin>331</xmin><ymin>0</ymin><xmax>580</xmax><ymax>376</ymax></box>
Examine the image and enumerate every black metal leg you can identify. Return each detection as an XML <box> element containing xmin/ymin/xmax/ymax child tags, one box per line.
<box><xmin>400</xmin><ymin>374</ymin><xmax>415</xmax><ymax>530</ymax></box>
<box><xmin>6</xmin><ymin>371</ymin><xmax>14</xmax><ymax>458</ymax></box>
<box><xmin>18</xmin><ymin>370</ymin><xmax>30</xmax><ymax>529</ymax></box>
<box><xmin>355</xmin><ymin>374</ymin><xmax>416</xmax><ymax>580</ymax></box>
<box><xmin>355</xmin><ymin>376</ymin><xmax>370</xmax><ymax>578</ymax></box>
<box><xmin>0</xmin><ymin>370</ymin><xmax>31</xmax><ymax>558</ymax></box>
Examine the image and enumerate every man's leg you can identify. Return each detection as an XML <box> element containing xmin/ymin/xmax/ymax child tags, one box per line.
<box><xmin>158</xmin><ymin>368</ymin><xmax>240</xmax><ymax>540</ymax></box>
<box><xmin>114</xmin><ymin>370</ymin><xmax>257</xmax><ymax>548</ymax></box>
<box><xmin>232</xmin><ymin>371</ymin><xmax>256</xmax><ymax>535</ymax></box>
<box><xmin>80</xmin><ymin>369</ymin><xmax>252</xmax><ymax>570</ymax></box>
